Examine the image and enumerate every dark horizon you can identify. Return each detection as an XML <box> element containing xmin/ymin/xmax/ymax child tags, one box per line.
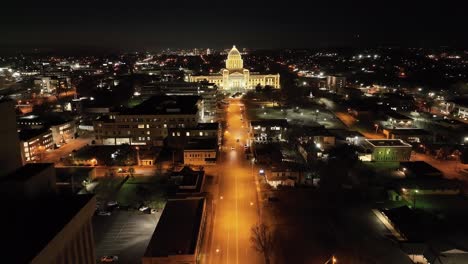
<box><xmin>1</xmin><ymin>0</ymin><xmax>466</xmax><ymax>54</ymax></box>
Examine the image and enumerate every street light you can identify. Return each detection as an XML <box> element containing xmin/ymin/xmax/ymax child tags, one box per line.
<box><xmin>325</xmin><ymin>255</ymin><xmax>337</xmax><ymax>264</ymax></box>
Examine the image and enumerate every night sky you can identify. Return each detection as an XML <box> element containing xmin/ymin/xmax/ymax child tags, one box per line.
<box><xmin>1</xmin><ymin>1</ymin><xmax>466</xmax><ymax>52</ymax></box>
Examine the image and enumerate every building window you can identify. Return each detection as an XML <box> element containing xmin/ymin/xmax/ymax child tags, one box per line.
<box><xmin>138</xmin><ymin>124</ymin><xmax>145</xmax><ymax>128</ymax></box>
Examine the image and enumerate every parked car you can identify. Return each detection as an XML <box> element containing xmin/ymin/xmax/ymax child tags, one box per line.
<box><xmin>100</xmin><ymin>255</ymin><xmax>118</xmax><ymax>262</ymax></box>
<box><xmin>231</xmin><ymin>146</ymin><xmax>235</xmax><ymax>150</ymax></box>
<box><xmin>107</xmin><ymin>201</ymin><xmax>118</xmax><ymax>207</ymax></box>
<box><xmin>139</xmin><ymin>206</ymin><xmax>149</xmax><ymax>212</ymax></box>
<box><xmin>97</xmin><ymin>211</ymin><xmax>111</xmax><ymax>216</ymax></box>
<box><xmin>150</xmin><ymin>208</ymin><xmax>158</xmax><ymax>214</ymax></box>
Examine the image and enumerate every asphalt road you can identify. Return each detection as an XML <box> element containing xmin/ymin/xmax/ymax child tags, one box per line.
<box><xmin>42</xmin><ymin>134</ymin><xmax>93</xmax><ymax>163</ymax></box>
<box><xmin>93</xmin><ymin>210</ymin><xmax>159</xmax><ymax>263</ymax></box>
<box><xmin>207</xmin><ymin>98</ymin><xmax>262</xmax><ymax>264</ymax></box>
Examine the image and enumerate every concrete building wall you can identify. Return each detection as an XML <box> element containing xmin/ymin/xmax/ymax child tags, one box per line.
<box><xmin>0</xmin><ymin>100</ymin><xmax>22</xmax><ymax>177</ymax></box>
<box><xmin>31</xmin><ymin>196</ymin><xmax>96</xmax><ymax>264</ymax></box>
<box><xmin>184</xmin><ymin>150</ymin><xmax>217</xmax><ymax>165</ymax></box>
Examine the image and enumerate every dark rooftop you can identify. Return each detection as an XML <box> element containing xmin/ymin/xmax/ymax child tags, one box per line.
<box><xmin>144</xmin><ymin>198</ymin><xmax>205</xmax><ymax>257</ymax></box>
<box><xmin>251</xmin><ymin>119</ymin><xmax>288</xmax><ymax>127</ymax></box>
<box><xmin>196</xmin><ymin>122</ymin><xmax>219</xmax><ymax>130</ymax></box>
<box><xmin>366</xmin><ymin>139</ymin><xmax>411</xmax><ymax>147</ymax></box>
<box><xmin>382</xmin><ymin>206</ymin><xmax>439</xmax><ymax>242</ymax></box>
<box><xmin>171</xmin><ymin>166</ymin><xmax>205</xmax><ymax>193</ymax></box>
<box><xmin>0</xmin><ymin>194</ymin><xmax>94</xmax><ymax>263</ymax></box>
<box><xmin>185</xmin><ymin>138</ymin><xmax>218</xmax><ymax>151</ymax></box>
<box><xmin>0</xmin><ymin>163</ymin><xmax>53</xmax><ymax>182</ymax></box>
<box><xmin>18</xmin><ymin>128</ymin><xmax>52</xmax><ymax>141</ymax></box>
<box><xmin>386</xmin><ymin>111</ymin><xmax>413</xmax><ymax>120</ymax></box>
<box><xmin>121</xmin><ymin>95</ymin><xmax>200</xmax><ymax>115</ymax></box>
<box><xmin>386</xmin><ymin>128</ymin><xmax>431</xmax><ymax>136</ymax></box>
<box><xmin>400</xmin><ymin>161</ymin><xmax>442</xmax><ymax>178</ymax></box>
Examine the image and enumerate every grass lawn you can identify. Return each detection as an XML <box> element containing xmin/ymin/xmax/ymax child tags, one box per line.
<box><xmin>116</xmin><ymin>176</ymin><xmax>168</xmax><ymax>209</ymax></box>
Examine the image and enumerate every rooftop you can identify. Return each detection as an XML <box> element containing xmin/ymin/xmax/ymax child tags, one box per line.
<box><xmin>251</xmin><ymin>119</ymin><xmax>288</xmax><ymax>127</ymax></box>
<box><xmin>386</xmin><ymin>111</ymin><xmax>413</xmax><ymax>120</ymax></box>
<box><xmin>0</xmin><ymin>163</ymin><xmax>53</xmax><ymax>182</ymax></box>
<box><xmin>400</xmin><ymin>161</ymin><xmax>442</xmax><ymax>178</ymax></box>
<box><xmin>18</xmin><ymin>128</ymin><xmax>52</xmax><ymax>141</ymax></box>
<box><xmin>196</xmin><ymin>122</ymin><xmax>219</xmax><ymax>130</ymax></box>
<box><xmin>366</xmin><ymin>139</ymin><xmax>411</xmax><ymax>147</ymax></box>
<box><xmin>121</xmin><ymin>95</ymin><xmax>200</xmax><ymax>116</ymax></box>
<box><xmin>184</xmin><ymin>138</ymin><xmax>218</xmax><ymax>151</ymax></box>
<box><xmin>170</xmin><ymin>166</ymin><xmax>205</xmax><ymax>193</ymax></box>
<box><xmin>144</xmin><ymin>198</ymin><xmax>205</xmax><ymax>257</ymax></box>
<box><xmin>0</xmin><ymin>194</ymin><xmax>95</xmax><ymax>263</ymax></box>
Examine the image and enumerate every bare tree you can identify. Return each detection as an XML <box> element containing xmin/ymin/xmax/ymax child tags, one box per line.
<box><xmin>250</xmin><ymin>223</ymin><xmax>274</xmax><ymax>264</ymax></box>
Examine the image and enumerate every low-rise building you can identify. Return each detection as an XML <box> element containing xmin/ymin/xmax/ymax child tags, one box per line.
<box><xmin>17</xmin><ymin>114</ymin><xmax>76</xmax><ymax>146</ymax></box>
<box><xmin>19</xmin><ymin>128</ymin><xmax>54</xmax><ymax>163</ymax></box>
<box><xmin>170</xmin><ymin>166</ymin><xmax>205</xmax><ymax>194</ymax></box>
<box><xmin>384</xmin><ymin>111</ymin><xmax>414</xmax><ymax>129</ymax></box>
<box><xmin>360</xmin><ymin>139</ymin><xmax>412</xmax><ymax>162</ymax></box>
<box><xmin>142</xmin><ymin>197</ymin><xmax>206</xmax><ymax>264</ymax></box>
<box><xmin>183</xmin><ymin>138</ymin><xmax>218</xmax><ymax>166</ymax></box>
<box><xmin>250</xmin><ymin>119</ymin><xmax>288</xmax><ymax>144</ymax></box>
<box><xmin>167</xmin><ymin>122</ymin><xmax>221</xmax><ymax>149</ymax></box>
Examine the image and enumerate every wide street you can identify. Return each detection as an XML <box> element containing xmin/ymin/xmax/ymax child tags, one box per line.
<box><xmin>207</xmin><ymin>98</ymin><xmax>262</xmax><ymax>264</ymax></box>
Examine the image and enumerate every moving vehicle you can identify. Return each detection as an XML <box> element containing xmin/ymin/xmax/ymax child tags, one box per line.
<box><xmin>97</xmin><ymin>211</ymin><xmax>111</xmax><ymax>216</ymax></box>
<box><xmin>100</xmin><ymin>255</ymin><xmax>118</xmax><ymax>262</ymax></box>
<box><xmin>230</xmin><ymin>146</ymin><xmax>235</xmax><ymax>150</ymax></box>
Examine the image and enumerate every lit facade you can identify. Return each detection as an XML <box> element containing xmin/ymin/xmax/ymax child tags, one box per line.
<box><xmin>189</xmin><ymin>45</ymin><xmax>280</xmax><ymax>91</ymax></box>
<box><xmin>94</xmin><ymin>96</ymin><xmax>202</xmax><ymax>146</ymax></box>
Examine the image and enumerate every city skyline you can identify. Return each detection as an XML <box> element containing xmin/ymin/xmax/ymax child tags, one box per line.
<box><xmin>1</xmin><ymin>1</ymin><xmax>467</xmax><ymax>53</ymax></box>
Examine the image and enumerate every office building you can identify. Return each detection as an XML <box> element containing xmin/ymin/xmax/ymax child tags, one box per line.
<box><xmin>19</xmin><ymin>128</ymin><xmax>54</xmax><ymax>163</ymax></box>
<box><xmin>326</xmin><ymin>75</ymin><xmax>346</xmax><ymax>92</ymax></box>
<box><xmin>0</xmin><ymin>99</ymin><xmax>22</xmax><ymax>177</ymax></box>
<box><xmin>94</xmin><ymin>95</ymin><xmax>202</xmax><ymax>146</ymax></box>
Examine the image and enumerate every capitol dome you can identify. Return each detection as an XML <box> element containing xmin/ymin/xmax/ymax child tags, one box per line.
<box><xmin>226</xmin><ymin>45</ymin><xmax>243</xmax><ymax>70</ymax></box>
<box><xmin>228</xmin><ymin>45</ymin><xmax>241</xmax><ymax>57</ymax></box>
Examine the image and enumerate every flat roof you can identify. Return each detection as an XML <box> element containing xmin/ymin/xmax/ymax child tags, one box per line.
<box><xmin>0</xmin><ymin>194</ymin><xmax>94</xmax><ymax>263</ymax></box>
<box><xmin>365</xmin><ymin>139</ymin><xmax>411</xmax><ymax>147</ymax></box>
<box><xmin>171</xmin><ymin>166</ymin><xmax>205</xmax><ymax>193</ymax></box>
<box><xmin>400</xmin><ymin>161</ymin><xmax>442</xmax><ymax>177</ymax></box>
<box><xmin>382</xmin><ymin>206</ymin><xmax>437</xmax><ymax>242</ymax></box>
<box><xmin>386</xmin><ymin>111</ymin><xmax>413</xmax><ymax>120</ymax></box>
<box><xmin>251</xmin><ymin>119</ymin><xmax>288</xmax><ymax>127</ymax></box>
<box><xmin>0</xmin><ymin>163</ymin><xmax>53</xmax><ymax>182</ymax></box>
<box><xmin>184</xmin><ymin>138</ymin><xmax>217</xmax><ymax>151</ymax></box>
<box><xmin>328</xmin><ymin>129</ymin><xmax>365</xmax><ymax>139</ymax></box>
<box><xmin>18</xmin><ymin>128</ymin><xmax>52</xmax><ymax>141</ymax></box>
<box><xmin>385</xmin><ymin>128</ymin><xmax>431</xmax><ymax>136</ymax></box>
<box><xmin>196</xmin><ymin>122</ymin><xmax>219</xmax><ymax>130</ymax></box>
<box><xmin>144</xmin><ymin>198</ymin><xmax>205</xmax><ymax>257</ymax></box>
<box><xmin>121</xmin><ymin>95</ymin><xmax>200</xmax><ymax>115</ymax></box>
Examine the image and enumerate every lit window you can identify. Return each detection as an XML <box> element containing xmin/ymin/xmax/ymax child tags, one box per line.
<box><xmin>138</xmin><ymin>124</ymin><xmax>144</xmax><ymax>128</ymax></box>
<box><xmin>186</xmin><ymin>132</ymin><xmax>190</xmax><ymax>136</ymax></box>
<box><xmin>164</xmin><ymin>124</ymin><xmax>167</xmax><ymax>128</ymax></box>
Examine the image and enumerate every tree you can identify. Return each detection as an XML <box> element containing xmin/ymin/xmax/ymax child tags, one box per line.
<box><xmin>250</xmin><ymin>223</ymin><xmax>274</xmax><ymax>264</ymax></box>
<box><xmin>255</xmin><ymin>83</ymin><xmax>262</xmax><ymax>92</ymax></box>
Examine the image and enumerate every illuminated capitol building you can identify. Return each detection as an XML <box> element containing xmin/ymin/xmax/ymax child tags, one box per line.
<box><xmin>189</xmin><ymin>45</ymin><xmax>280</xmax><ymax>91</ymax></box>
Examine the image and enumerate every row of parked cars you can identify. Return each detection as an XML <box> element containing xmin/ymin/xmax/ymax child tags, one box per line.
<box><xmin>95</xmin><ymin>201</ymin><xmax>158</xmax><ymax>216</ymax></box>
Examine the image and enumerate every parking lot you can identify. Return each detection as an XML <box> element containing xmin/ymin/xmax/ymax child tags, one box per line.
<box><xmin>93</xmin><ymin>210</ymin><xmax>160</xmax><ymax>263</ymax></box>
